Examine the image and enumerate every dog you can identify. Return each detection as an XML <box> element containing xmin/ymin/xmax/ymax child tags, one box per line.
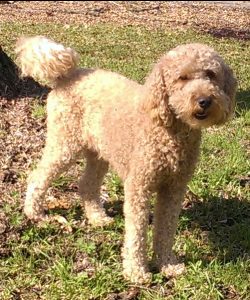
<box><xmin>15</xmin><ymin>36</ymin><xmax>237</xmax><ymax>283</ymax></box>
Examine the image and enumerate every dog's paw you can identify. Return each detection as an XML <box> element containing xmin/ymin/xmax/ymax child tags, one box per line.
<box><xmin>24</xmin><ymin>205</ymin><xmax>46</xmax><ymax>222</ymax></box>
<box><xmin>87</xmin><ymin>215</ymin><xmax>114</xmax><ymax>227</ymax></box>
<box><xmin>123</xmin><ymin>267</ymin><xmax>152</xmax><ymax>284</ymax></box>
<box><xmin>152</xmin><ymin>253</ymin><xmax>185</xmax><ymax>278</ymax></box>
<box><xmin>161</xmin><ymin>262</ymin><xmax>186</xmax><ymax>278</ymax></box>
<box><xmin>84</xmin><ymin>203</ymin><xmax>114</xmax><ymax>227</ymax></box>
<box><xmin>85</xmin><ymin>208</ymin><xmax>114</xmax><ymax>227</ymax></box>
<box><xmin>122</xmin><ymin>256</ymin><xmax>152</xmax><ymax>284</ymax></box>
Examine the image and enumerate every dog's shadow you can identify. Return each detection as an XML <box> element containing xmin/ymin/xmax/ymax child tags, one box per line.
<box><xmin>104</xmin><ymin>193</ymin><xmax>250</xmax><ymax>264</ymax></box>
<box><xmin>180</xmin><ymin>195</ymin><xmax>250</xmax><ymax>264</ymax></box>
<box><xmin>236</xmin><ymin>89</ymin><xmax>250</xmax><ymax>113</ymax></box>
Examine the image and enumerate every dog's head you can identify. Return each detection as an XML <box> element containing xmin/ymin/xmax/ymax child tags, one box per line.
<box><xmin>144</xmin><ymin>43</ymin><xmax>237</xmax><ymax>129</ymax></box>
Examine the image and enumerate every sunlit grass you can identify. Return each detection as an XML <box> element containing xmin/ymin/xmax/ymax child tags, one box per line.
<box><xmin>0</xmin><ymin>22</ymin><xmax>249</xmax><ymax>300</ymax></box>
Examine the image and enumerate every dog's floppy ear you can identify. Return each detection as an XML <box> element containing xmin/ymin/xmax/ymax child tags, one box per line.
<box><xmin>143</xmin><ymin>63</ymin><xmax>173</xmax><ymax>127</ymax></box>
<box><xmin>223</xmin><ymin>64</ymin><xmax>237</xmax><ymax>115</ymax></box>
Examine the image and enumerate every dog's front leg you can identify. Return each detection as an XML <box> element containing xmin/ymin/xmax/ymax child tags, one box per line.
<box><xmin>122</xmin><ymin>177</ymin><xmax>152</xmax><ymax>284</ymax></box>
<box><xmin>152</xmin><ymin>184</ymin><xmax>186</xmax><ymax>278</ymax></box>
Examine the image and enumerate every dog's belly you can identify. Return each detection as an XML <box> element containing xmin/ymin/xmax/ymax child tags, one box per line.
<box><xmin>81</xmin><ymin>105</ymin><xmax>145</xmax><ymax>180</ymax></box>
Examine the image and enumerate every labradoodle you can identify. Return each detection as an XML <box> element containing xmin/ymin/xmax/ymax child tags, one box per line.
<box><xmin>15</xmin><ymin>36</ymin><xmax>237</xmax><ymax>283</ymax></box>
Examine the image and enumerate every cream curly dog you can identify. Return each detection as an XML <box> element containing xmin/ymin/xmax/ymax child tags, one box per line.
<box><xmin>16</xmin><ymin>36</ymin><xmax>237</xmax><ymax>283</ymax></box>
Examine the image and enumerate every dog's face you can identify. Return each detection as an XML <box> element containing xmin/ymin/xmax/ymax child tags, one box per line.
<box><xmin>162</xmin><ymin>44</ymin><xmax>237</xmax><ymax>129</ymax></box>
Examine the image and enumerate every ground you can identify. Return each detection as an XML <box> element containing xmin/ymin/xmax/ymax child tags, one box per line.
<box><xmin>0</xmin><ymin>1</ymin><xmax>249</xmax><ymax>39</ymax></box>
<box><xmin>0</xmin><ymin>2</ymin><xmax>249</xmax><ymax>300</ymax></box>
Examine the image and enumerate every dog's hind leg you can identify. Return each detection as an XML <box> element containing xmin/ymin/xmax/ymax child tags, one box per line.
<box><xmin>79</xmin><ymin>150</ymin><xmax>113</xmax><ymax>227</ymax></box>
<box><xmin>25</xmin><ymin>142</ymin><xmax>81</xmax><ymax>221</ymax></box>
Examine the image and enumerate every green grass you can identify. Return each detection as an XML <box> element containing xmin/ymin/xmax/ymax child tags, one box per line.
<box><xmin>0</xmin><ymin>22</ymin><xmax>249</xmax><ymax>300</ymax></box>
<box><xmin>31</xmin><ymin>101</ymin><xmax>46</xmax><ymax>119</ymax></box>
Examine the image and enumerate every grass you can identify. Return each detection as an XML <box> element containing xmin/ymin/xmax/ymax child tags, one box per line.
<box><xmin>0</xmin><ymin>21</ymin><xmax>249</xmax><ymax>300</ymax></box>
<box><xmin>31</xmin><ymin>101</ymin><xmax>46</xmax><ymax>119</ymax></box>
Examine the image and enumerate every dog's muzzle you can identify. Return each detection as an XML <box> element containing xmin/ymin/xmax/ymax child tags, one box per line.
<box><xmin>194</xmin><ymin>96</ymin><xmax>212</xmax><ymax>120</ymax></box>
<box><xmin>198</xmin><ymin>97</ymin><xmax>212</xmax><ymax>109</ymax></box>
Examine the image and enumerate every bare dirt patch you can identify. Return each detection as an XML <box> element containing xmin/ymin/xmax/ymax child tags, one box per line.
<box><xmin>0</xmin><ymin>1</ymin><xmax>249</xmax><ymax>40</ymax></box>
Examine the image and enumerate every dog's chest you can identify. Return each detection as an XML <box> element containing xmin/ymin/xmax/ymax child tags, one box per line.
<box><xmin>145</xmin><ymin>127</ymin><xmax>200</xmax><ymax>181</ymax></box>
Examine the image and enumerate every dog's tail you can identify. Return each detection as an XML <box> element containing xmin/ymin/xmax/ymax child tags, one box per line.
<box><xmin>15</xmin><ymin>36</ymin><xmax>79</xmax><ymax>85</ymax></box>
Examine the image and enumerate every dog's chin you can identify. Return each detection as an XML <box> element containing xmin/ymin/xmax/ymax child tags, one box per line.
<box><xmin>193</xmin><ymin>111</ymin><xmax>209</xmax><ymax>121</ymax></box>
<box><xmin>181</xmin><ymin>111</ymin><xmax>228</xmax><ymax>129</ymax></box>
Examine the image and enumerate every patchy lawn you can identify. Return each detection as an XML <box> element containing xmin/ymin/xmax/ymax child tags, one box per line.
<box><xmin>0</xmin><ymin>2</ymin><xmax>249</xmax><ymax>300</ymax></box>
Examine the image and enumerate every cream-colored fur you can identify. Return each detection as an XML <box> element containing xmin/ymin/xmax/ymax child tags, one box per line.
<box><xmin>16</xmin><ymin>36</ymin><xmax>237</xmax><ymax>283</ymax></box>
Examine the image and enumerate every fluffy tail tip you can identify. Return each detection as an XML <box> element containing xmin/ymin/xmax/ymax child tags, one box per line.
<box><xmin>15</xmin><ymin>35</ymin><xmax>79</xmax><ymax>84</ymax></box>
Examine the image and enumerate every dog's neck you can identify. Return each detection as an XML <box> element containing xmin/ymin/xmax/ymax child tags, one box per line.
<box><xmin>169</xmin><ymin>117</ymin><xmax>201</xmax><ymax>138</ymax></box>
<box><xmin>151</xmin><ymin>113</ymin><xmax>201</xmax><ymax>140</ymax></box>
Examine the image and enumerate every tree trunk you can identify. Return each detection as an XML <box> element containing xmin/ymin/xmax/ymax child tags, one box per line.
<box><xmin>0</xmin><ymin>46</ymin><xmax>49</xmax><ymax>100</ymax></box>
<box><xmin>0</xmin><ymin>45</ymin><xmax>21</xmax><ymax>98</ymax></box>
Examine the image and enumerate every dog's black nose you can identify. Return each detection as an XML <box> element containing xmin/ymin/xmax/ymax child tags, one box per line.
<box><xmin>198</xmin><ymin>97</ymin><xmax>212</xmax><ymax>109</ymax></box>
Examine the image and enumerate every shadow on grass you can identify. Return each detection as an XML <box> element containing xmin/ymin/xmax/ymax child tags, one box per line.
<box><xmin>236</xmin><ymin>89</ymin><xmax>250</xmax><ymax>113</ymax></box>
<box><xmin>103</xmin><ymin>187</ymin><xmax>250</xmax><ymax>264</ymax></box>
<box><xmin>205</xmin><ymin>27</ymin><xmax>250</xmax><ymax>41</ymax></box>
<box><xmin>181</xmin><ymin>195</ymin><xmax>250</xmax><ymax>263</ymax></box>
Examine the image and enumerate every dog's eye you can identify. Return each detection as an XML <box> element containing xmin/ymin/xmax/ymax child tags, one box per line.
<box><xmin>205</xmin><ymin>70</ymin><xmax>216</xmax><ymax>79</ymax></box>
<box><xmin>179</xmin><ymin>75</ymin><xmax>188</xmax><ymax>81</ymax></box>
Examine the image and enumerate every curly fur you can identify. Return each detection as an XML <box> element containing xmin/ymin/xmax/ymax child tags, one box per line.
<box><xmin>16</xmin><ymin>36</ymin><xmax>79</xmax><ymax>83</ymax></box>
<box><xmin>15</xmin><ymin>36</ymin><xmax>237</xmax><ymax>283</ymax></box>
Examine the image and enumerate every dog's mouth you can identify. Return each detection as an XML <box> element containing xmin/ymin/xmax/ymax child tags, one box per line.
<box><xmin>194</xmin><ymin>112</ymin><xmax>208</xmax><ymax>120</ymax></box>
